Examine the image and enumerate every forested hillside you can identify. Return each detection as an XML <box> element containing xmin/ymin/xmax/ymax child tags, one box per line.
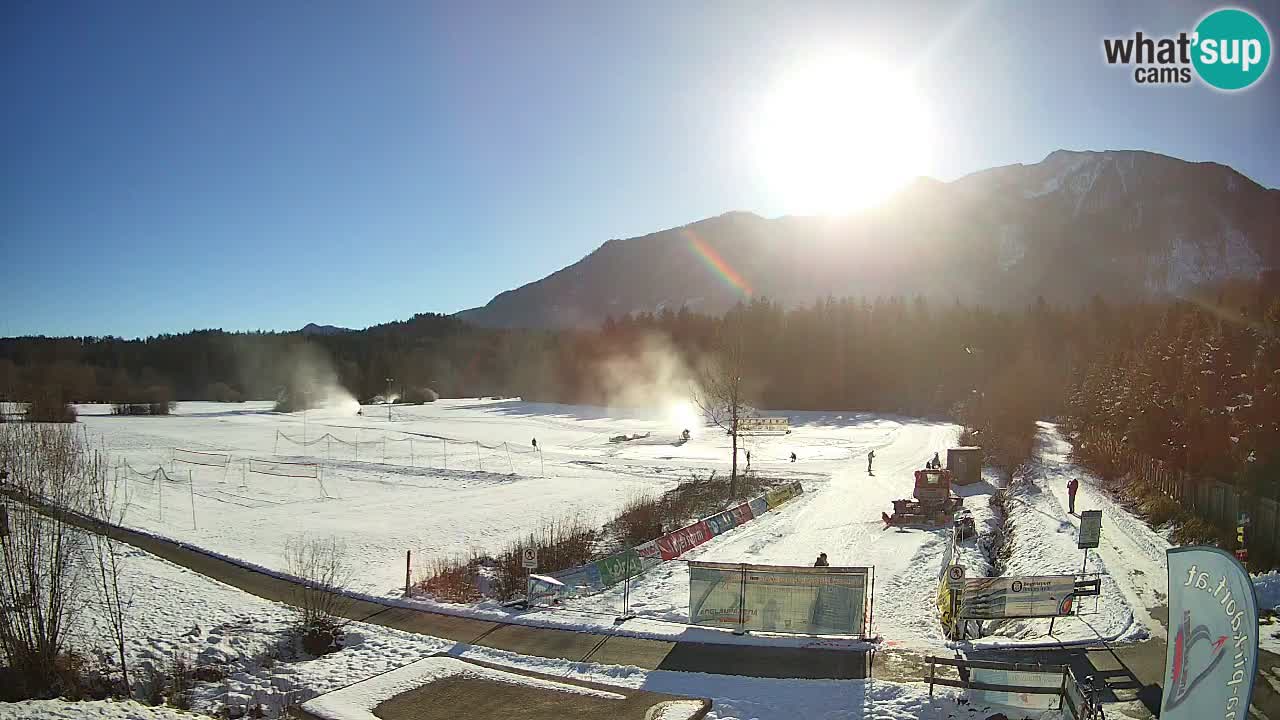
<box><xmin>4</xmin><ymin>283</ymin><xmax>1279</xmax><ymax>496</ymax></box>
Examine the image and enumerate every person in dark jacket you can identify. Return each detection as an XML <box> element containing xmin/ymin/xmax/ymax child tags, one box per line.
<box><xmin>1067</xmin><ymin>477</ymin><xmax>1080</xmax><ymax>514</ymax></box>
<box><xmin>867</xmin><ymin>450</ymin><xmax>875</xmax><ymax>475</ymax></box>
<box><xmin>814</xmin><ymin>552</ymin><xmax>829</xmax><ymax>567</ymax></box>
<box><xmin>790</xmin><ymin>451</ymin><xmax>797</xmax><ymax>463</ymax></box>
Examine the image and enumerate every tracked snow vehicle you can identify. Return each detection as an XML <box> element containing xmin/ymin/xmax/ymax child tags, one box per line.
<box><xmin>884</xmin><ymin>468</ymin><xmax>964</xmax><ymax>527</ymax></box>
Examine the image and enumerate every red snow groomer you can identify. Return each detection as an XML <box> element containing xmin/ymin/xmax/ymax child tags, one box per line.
<box><xmin>883</xmin><ymin>468</ymin><xmax>964</xmax><ymax>528</ymax></box>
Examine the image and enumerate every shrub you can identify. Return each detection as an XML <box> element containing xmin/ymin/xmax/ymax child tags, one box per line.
<box><xmin>609</xmin><ymin>493</ymin><xmax>663</xmax><ymax>548</ymax></box>
<box><xmin>25</xmin><ymin>391</ymin><xmax>76</xmax><ymax>423</ymax></box>
<box><xmin>167</xmin><ymin>653</ymin><xmax>193</xmax><ymax>710</ymax></box>
<box><xmin>417</xmin><ymin>555</ymin><xmax>483</xmax><ymax>603</ymax></box>
<box><xmin>283</xmin><ymin>536</ymin><xmax>353</xmax><ymax>656</ymax></box>
<box><xmin>491</xmin><ymin>516</ymin><xmax>598</xmax><ymax>600</ymax></box>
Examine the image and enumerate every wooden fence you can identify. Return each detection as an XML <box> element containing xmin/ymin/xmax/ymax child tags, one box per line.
<box><xmin>1077</xmin><ymin>428</ymin><xmax>1274</xmax><ymax>557</ymax></box>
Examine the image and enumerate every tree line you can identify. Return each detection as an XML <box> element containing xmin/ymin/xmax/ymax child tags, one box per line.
<box><xmin>3</xmin><ymin>285</ymin><xmax>1277</xmax><ymax>495</ymax></box>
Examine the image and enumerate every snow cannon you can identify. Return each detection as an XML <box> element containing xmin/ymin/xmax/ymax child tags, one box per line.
<box><xmin>884</xmin><ymin>468</ymin><xmax>964</xmax><ymax>528</ymax></box>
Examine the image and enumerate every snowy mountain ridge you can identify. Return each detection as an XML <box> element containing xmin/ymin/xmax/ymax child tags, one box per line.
<box><xmin>459</xmin><ymin>150</ymin><xmax>1280</xmax><ymax>329</ymax></box>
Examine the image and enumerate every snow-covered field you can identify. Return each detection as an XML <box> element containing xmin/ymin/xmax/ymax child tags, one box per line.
<box><xmin>72</xmin><ymin>401</ymin><xmax>1166</xmax><ymax>654</ymax></box>
<box><xmin>18</xmin><ymin>537</ymin><xmax>1028</xmax><ymax>720</ymax></box>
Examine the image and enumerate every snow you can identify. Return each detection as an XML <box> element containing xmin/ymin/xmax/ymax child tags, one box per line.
<box><xmin>70</xmin><ymin>538</ymin><xmax>451</xmax><ymax>717</ymax></box>
<box><xmin>302</xmin><ymin>656</ymin><xmax>624</xmax><ymax>720</ymax></box>
<box><xmin>69</xmin><ymin>402</ymin><xmax>1167</xmax><ymax>660</ymax></box>
<box><xmin>962</xmin><ymin>420</ymin><xmax>1162</xmax><ymax>645</ymax></box>
<box><xmin>558</xmin><ymin>418</ymin><xmax>974</xmax><ymax>649</ymax></box>
<box><xmin>0</xmin><ymin>699</ymin><xmax>215</xmax><ymax>719</ymax></box>
<box><xmin>58</xmin><ymin>528</ymin><xmax>1048</xmax><ymax>720</ymax></box>
<box><xmin>962</xmin><ymin>422</ymin><xmax>1165</xmax><ymax>648</ymax></box>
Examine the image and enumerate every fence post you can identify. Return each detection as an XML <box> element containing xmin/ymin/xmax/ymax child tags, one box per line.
<box><xmin>188</xmin><ymin>469</ymin><xmax>197</xmax><ymax>530</ymax></box>
<box><xmin>476</xmin><ymin>442</ymin><xmax>483</xmax><ymax>472</ymax></box>
<box><xmin>405</xmin><ymin>550</ymin><xmax>411</xmax><ymax>597</ymax></box>
<box><xmin>539</xmin><ymin>449</ymin><xmax>545</xmax><ymax>477</ymax></box>
<box><xmin>505</xmin><ymin>443</ymin><xmax>514</xmax><ymax>474</ymax></box>
<box><xmin>409</xmin><ymin>438</ymin><xmax>415</xmax><ymax>467</ymax></box>
<box><xmin>443</xmin><ymin>439</ymin><xmax>448</xmax><ymax>470</ymax></box>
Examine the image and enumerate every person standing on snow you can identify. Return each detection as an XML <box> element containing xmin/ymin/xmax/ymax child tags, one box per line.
<box><xmin>1067</xmin><ymin>477</ymin><xmax>1080</xmax><ymax>514</ymax></box>
<box><xmin>814</xmin><ymin>552</ymin><xmax>829</xmax><ymax>567</ymax></box>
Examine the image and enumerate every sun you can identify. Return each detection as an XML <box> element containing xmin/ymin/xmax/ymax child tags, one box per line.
<box><xmin>753</xmin><ymin>54</ymin><xmax>934</xmax><ymax>215</ymax></box>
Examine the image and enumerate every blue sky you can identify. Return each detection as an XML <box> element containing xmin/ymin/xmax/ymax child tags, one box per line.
<box><xmin>3</xmin><ymin>0</ymin><xmax>1278</xmax><ymax>338</ymax></box>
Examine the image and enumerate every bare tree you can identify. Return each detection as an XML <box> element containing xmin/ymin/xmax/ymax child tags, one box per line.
<box><xmin>87</xmin><ymin>456</ymin><xmax>132</xmax><ymax>696</ymax></box>
<box><xmin>282</xmin><ymin>535</ymin><xmax>354</xmax><ymax>656</ymax></box>
<box><xmin>0</xmin><ymin>423</ymin><xmax>95</xmax><ymax>697</ymax></box>
<box><xmin>692</xmin><ymin>323</ymin><xmax>752</xmax><ymax>499</ymax></box>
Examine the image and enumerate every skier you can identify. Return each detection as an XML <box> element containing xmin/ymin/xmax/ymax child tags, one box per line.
<box><xmin>867</xmin><ymin>450</ymin><xmax>875</xmax><ymax>475</ymax></box>
<box><xmin>814</xmin><ymin>552</ymin><xmax>829</xmax><ymax>567</ymax></box>
<box><xmin>1067</xmin><ymin>477</ymin><xmax>1080</xmax><ymax>515</ymax></box>
<box><xmin>682</xmin><ymin>428</ymin><xmax>691</xmax><ymax>441</ymax></box>
<box><xmin>531</xmin><ymin>437</ymin><xmax>537</xmax><ymax>449</ymax></box>
<box><xmin>790</xmin><ymin>451</ymin><xmax>797</xmax><ymax>463</ymax></box>
<box><xmin>745</xmin><ymin>449</ymin><xmax>751</xmax><ymax>469</ymax></box>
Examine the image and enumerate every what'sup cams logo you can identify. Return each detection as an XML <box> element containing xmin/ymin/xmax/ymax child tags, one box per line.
<box><xmin>1104</xmin><ymin>7</ymin><xmax>1271</xmax><ymax>90</ymax></box>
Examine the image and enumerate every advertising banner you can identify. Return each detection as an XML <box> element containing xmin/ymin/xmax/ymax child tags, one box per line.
<box><xmin>635</xmin><ymin>540</ymin><xmax>662</xmax><ymax>565</ymax></box>
<box><xmin>738</xmin><ymin>417</ymin><xmax>790</xmax><ymax>434</ymax></box>
<box><xmin>689</xmin><ymin>562</ymin><xmax>870</xmax><ymax>636</ymax></box>
<box><xmin>960</xmin><ymin>575</ymin><xmax>1077</xmax><ymax>619</ymax></box>
<box><xmin>765</xmin><ymin>482</ymin><xmax>803</xmax><ymax>509</ymax></box>
<box><xmin>527</xmin><ymin>574</ymin><xmax>565</xmax><ymax>606</ymax></box>
<box><xmin>1161</xmin><ymin>547</ymin><xmax>1258</xmax><ymax>720</ymax></box>
<box><xmin>969</xmin><ymin>668</ymin><xmax>1062</xmax><ymax>710</ymax></box>
<box><xmin>595</xmin><ymin>548</ymin><xmax>642</xmax><ymax>587</ymax></box>
<box><xmin>705</xmin><ymin>510</ymin><xmax>739</xmax><ymax>536</ymax></box>
<box><xmin>730</xmin><ymin>503</ymin><xmax>755</xmax><ymax>526</ymax></box>
<box><xmin>657</xmin><ymin>520</ymin><xmax>711</xmax><ymax>560</ymax></box>
<box><xmin>688</xmin><ymin>562</ymin><xmax>744</xmax><ymax>627</ymax></box>
<box><xmin>748</xmin><ymin>495</ymin><xmax>769</xmax><ymax>519</ymax></box>
<box><xmin>551</xmin><ymin>562</ymin><xmax>603</xmax><ymax>594</ymax></box>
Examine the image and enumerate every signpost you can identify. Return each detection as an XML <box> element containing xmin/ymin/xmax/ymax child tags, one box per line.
<box><xmin>948</xmin><ymin>565</ymin><xmax>966</xmax><ymax>589</ymax></box>
<box><xmin>521</xmin><ymin>548</ymin><xmax>538</xmax><ymax>569</ymax></box>
<box><xmin>1078</xmin><ymin>510</ymin><xmax>1102</xmax><ymax>573</ymax></box>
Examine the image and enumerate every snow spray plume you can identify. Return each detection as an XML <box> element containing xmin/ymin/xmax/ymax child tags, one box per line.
<box><xmin>593</xmin><ymin>334</ymin><xmax>701</xmax><ymax>433</ymax></box>
<box><xmin>272</xmin><ymin>343</ymin><xmax>359</xmax><ymax>414</ymax></box>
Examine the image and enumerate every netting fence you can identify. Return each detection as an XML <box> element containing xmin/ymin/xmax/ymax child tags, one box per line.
<box><xmin>115</xmin><ymin>459</ymin><xmax>197</xmax><ymax>529</ymax></box>
<box><xmin>273</xmin><ymin>429</ymin><xmax>544</xmax><ymax>476</ymax></box>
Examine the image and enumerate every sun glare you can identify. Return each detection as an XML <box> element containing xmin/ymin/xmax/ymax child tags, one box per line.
<box><xmin>754</xmin><ymin>54</ymin><xmax>934</xmax><ymax>215</ymax></box>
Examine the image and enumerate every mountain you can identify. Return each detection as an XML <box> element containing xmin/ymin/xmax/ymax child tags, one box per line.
<box><xmin>299</xmin><ymin>323</ymin><xmax>352</xmax><ymax>336</ymax></box>
<box><xmin>458</xmin><ymin>150</ymin><xmax>1280</xmax><ymax>329</ymax></box>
